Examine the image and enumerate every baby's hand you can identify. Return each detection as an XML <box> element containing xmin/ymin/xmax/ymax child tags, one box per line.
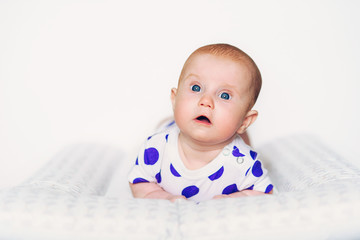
<box><xmin>213</xmin><ymin>190</ymin><xmax>268</xmax><ymax>199</ymax></box>
<box><xmin>212</xmin><ymin>192</ymin><xmax>247</xmax><ymax>199</ymax></box>
<box><xmin>167</xmin><ymin>195</ymin><xmax>187</xmax><ymax>202</ymax></box>
<box><xmin>212</xmin><ymin>194</ymin><xmax>231</xmax><ymax>199</ymax></box>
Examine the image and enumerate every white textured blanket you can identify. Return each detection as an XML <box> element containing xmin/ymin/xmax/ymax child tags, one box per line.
<box><xmin>0</xmin><ymin>135</ymin><xmax>359</xmax><ymax>239</ymax></box>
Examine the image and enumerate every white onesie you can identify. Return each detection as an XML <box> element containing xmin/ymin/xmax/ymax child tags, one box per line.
<box><xmin>128</xmin><ymin>124</ymin><xmax>273</xmax><ymax>202</ymax></box>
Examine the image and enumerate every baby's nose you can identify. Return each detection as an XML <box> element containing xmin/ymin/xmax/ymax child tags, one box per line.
<box><xmin>199</xmin><ymin>94</ymin><xmax>214</xmax><ymax>109</ymax></box>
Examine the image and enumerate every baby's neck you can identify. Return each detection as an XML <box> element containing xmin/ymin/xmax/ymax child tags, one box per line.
<box><xmin>177</xmin><ymin>133</ymin><xmax>233</xmax><ymax>170</ymax></box>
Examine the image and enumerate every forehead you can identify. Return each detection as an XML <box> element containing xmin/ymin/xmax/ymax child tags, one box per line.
<box><xmin>181</xmin><ymin>53</ymin><xmax>253</xmax><ymax>87</ymax></box>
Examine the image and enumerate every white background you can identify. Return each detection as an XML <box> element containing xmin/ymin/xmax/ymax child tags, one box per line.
<box><xmin>1</xmin><ymin>0</ymin><xmax>359</xmax><ymax>190</ymax></box>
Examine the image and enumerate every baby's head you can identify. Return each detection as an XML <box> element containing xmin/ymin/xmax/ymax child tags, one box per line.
<box><xmin>178</xmin><ymin>43</ymin><xmax>262</xmax><ymax>109</ymax></box>
<box><xmin>171</xmin><ymin>43</ymin><xmax>262</xmax><ymax>145</ymax></box>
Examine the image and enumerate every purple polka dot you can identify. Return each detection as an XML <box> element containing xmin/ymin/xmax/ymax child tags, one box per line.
<box><xmin>133</xmin><ymin>178</ymin><xmax>149</xmax><ymax>184</ymax></box>
<box><xmin>245</xmin><ymin>185</ymin><xmax>254</xmax><ymax>190</ymax></box>
<box><xmin>250</xmin><ymin>150</ymin><xmax>257</xmax><ymax>160</ymax></box>
<box><xmin>147</xmin><ymin>136</ymin><xmax>152</xmax><ymax>140</ymax></box>
<box><xmin>252</xmin><ymin>160</ymin><xmax>263</xmax><ymax>177</ymax></box>
<box><xmin>182</xmin><ymin>185</ymin><xmax>199</xmax><ymax>198</ymax></box>
<box><xmin>166</xmin><ymin>120</ymin><xmax>175</xmax><ymax>127</ymax></box>
<box><xmin>165</xmin><ymin>134</ymin><xmax>169</xmax><ymax>142</ymax></box>
<box><xmin>208</xmin><ymin>166</ymin><xmax>224</xmax><ymax>181</ymax></box>
<box><xmin>144</xmin><ymin>148</ymin><xmax>159</xmax><ymax>165</ymax></box>
<box><xmin>245</xmin><ymin>167</ymin><xmax>250</xmax><ymax>176</ymax></box>
<box><xmin>135</xmin><ymin>157</ymin><xmax>139</xmax><ymax>165</ymax></box>
<box><xmin>232</xmin><ymin>146</ymin><xmax>245</xmax><ymax>157</ymax></box>
<box><xmin>155</xmin><ymin>172</ymin><xmax>162</xmax><ymax>183</ymax></box>
<box><xmin>265</xmin><ymin>184</ymin><xmax>273</xmax><ymax>193</ymax></box>
<box><xmin>222</xmin><ymin>184</ymin><xmax>239</xmax><ymax>195</ymax></box>
<box><xmin>170</xmin><ymin>164</ymin><xmax>181</xmax><ymax>177</ymax></box>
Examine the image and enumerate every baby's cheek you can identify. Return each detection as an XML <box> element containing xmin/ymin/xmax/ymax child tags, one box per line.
<box><xmin>173</xmin><ymin>106</ymin><xmax>190</xmax><ymax>129</ymax></box>
<box><xmin>174</xmin><ymin>97</ymin><xmax>194</xmax><ymax>117</ymax></box>
<box><xmin>215</xmin><ymin>118</ymin><xmax>243</xmax><ymax>140</ymax></box>
<box><xmin>217</xmin><ymin>114</ymin><xmax>240</xmax><ymax>130</ymax></box>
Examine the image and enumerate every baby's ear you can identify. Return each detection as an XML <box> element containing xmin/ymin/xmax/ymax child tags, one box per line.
<box><xmin>170</xmin><ymin>88</ymin><xmax>177</xmax><ymax>110</ymax></box>
<box><xmin>236</xmin><ymin>110</ymin><xmax>258</xmax><ymax>135</ymax></box>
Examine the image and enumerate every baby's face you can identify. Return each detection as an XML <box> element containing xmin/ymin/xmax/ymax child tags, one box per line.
<box><xmin>171</xmin><ymin>53</ymin><xmax>254</xmax><ymax>146</ymax></box>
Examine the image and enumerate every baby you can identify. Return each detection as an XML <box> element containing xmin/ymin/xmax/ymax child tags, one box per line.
<box><xmin>128</xmin><ymin>43</ymin><xmax>273</xmax><ymax>202</ymax></box>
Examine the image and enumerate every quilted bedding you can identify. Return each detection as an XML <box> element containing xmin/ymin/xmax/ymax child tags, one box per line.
<box><xmin>0</xmin><ymin>135</ymin><xmax>359</xmax><ymax>239</ymax></box>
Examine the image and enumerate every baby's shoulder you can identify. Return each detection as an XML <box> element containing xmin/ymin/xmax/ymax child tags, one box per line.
<box><xmin>142</xmin><ymin>124</ymin><xmax>176</xmax><ymax>148</ymax></box>
<box><xmin>228</xmin><ymin>135</ymin><xmax>259</xmax><ymax>161</ymax></box>
<box><xmin>136</xmin><ymin>128</ymin><xmax>175</xmax><ymax>166</ymax></box>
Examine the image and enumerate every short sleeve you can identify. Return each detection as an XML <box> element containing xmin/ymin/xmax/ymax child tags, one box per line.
<box><xmin>238</xmin><ymin>152</ymin><xmax>274</xmax><ymax>194</ymax></box>
<box><xmin>127</xmin><ymin>136</ymin><xmax>163</xmax><ymax>184</ymax></box>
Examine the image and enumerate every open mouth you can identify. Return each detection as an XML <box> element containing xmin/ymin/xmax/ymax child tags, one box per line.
<box><xmin>195</xmin><ymin>115</ymin><xmax>211</xmax><ymax>125</ymax></box>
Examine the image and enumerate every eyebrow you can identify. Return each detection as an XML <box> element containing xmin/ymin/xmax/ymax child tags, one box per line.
<box><xmin>220</xmin><ymin>82</ymin><xmax>238</xmax><ymax>90</ymax></box>
<box><xmin>182</xmin><ymin>73</ymin><xmax>199</xmax><ymax>82</ymax></box>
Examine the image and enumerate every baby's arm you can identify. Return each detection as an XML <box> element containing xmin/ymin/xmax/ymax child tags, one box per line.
<box><xmin>129</xmin><ymin>182</ymin><xmax>186</xmax><ymax>202</ymax></box>
<box><xmin>213</xmin><ymin>189</ymin><xmax>273</xmax><ymax>199</ymax></box>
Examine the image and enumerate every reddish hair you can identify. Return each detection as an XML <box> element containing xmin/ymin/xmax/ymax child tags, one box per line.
<box><xmin>179</xmin><ymin>43</ymin><xmax>262</xmax><ymax>107</ymax></box>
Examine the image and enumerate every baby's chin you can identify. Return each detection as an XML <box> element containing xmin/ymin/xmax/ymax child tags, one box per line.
<box><xmin>180</xmin><ymin>131</ymin><xmax>236</xmax><ymax>148</ymax></box>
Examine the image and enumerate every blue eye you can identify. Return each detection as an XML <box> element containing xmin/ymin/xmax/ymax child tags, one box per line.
<box><xmin>191</xmin><ymin>85</ymin><xmax>201</xmax><ymax>92</ymax></box>
<box><xmin>220</xmin><ymin>92</ymin><xmax>231</xmax><ymax>100</ymax></box>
